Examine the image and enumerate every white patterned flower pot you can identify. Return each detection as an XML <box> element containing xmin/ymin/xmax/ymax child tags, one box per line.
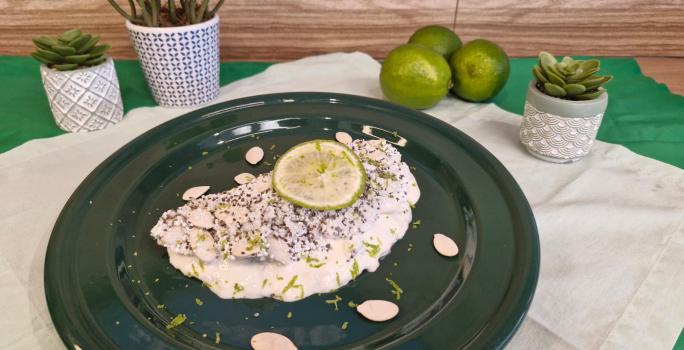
<box><xmin>520</xmin><ymin>82</ymin><xmax>608</xmax><ymax>163</ymax></box>
<box><xmin>126</xmin><ymin>16</ymin><xmax>220</xmax><ymax>107</ymax></box>
<box><xmin>40</xmin><ymin>57</ymin><xmax>124</xmax><ymax>133</ymax></box>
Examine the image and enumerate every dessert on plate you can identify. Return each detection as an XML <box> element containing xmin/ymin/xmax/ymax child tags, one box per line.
<box><xmin>150</xmin><ymin>138</ymin><xmax>420</xmax><ymax>301</ymax></box>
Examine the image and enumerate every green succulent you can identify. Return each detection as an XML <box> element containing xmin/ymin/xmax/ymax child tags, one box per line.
<box><xmin>533</xmin><ymin>52</ymin><xmax>612</xmax><ymax>100</ymax></box>
<box><xmin>107</xmin><ymin>0</ymin><xmax>226</xmax><ymax>27</ymax></box>
<box><xmin>31</xmin><ymin>29</ymin><xmax>111</xmax><ymax>71</ymax></box>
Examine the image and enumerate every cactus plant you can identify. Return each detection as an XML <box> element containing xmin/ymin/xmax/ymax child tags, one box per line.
<box><xmin>107</xmin><ymin>0</ymin><xmax>226</xmax><ymax>27</ymax></box>
<box><xmin>533</xmin><ymin>52</ymin><xmax>612</xmax><ymax>100</ymax></box>
<box><xmin>30</xmin><ymin>29</ymin><xmax>111</xmax><ymax>71</ymax></box>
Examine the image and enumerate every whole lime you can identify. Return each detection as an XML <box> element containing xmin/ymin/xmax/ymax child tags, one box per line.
<box><xmin>408</xmin><ymin>25</ymin><xmax>462</xmax><ymax>60</ymax></box>
<box><xmin>449</xmin><ymin>39</ymin><xmax>510</xmax><ymax>102</ymax></box>
<box><xmin>380</xmin><ymin>44</ymin><xmax>452</xmax><ymax>110</ymax></box>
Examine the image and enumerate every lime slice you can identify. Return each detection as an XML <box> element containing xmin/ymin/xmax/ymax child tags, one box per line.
<box><xmin>272</xmin><ymin>140</ymin><xmax>366</xmax><ymax>210</ymax></box>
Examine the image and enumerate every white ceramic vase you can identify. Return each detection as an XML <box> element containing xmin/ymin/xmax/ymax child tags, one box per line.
<box><xmin>40</xmin><ymin>57</ymin><xmax>124</xmax><ymax>133</ymax></box>
<box><xmin>519</xmin><ymin>82</ymin><xmax>608</xmax><ymax>163</ymax></box>
<box><xmin>126</xmin><ymin>16</ymin><xmax>220</xmax><ymax>107</ymax></box>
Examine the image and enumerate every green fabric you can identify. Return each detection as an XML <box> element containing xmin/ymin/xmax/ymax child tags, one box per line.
<box><xmin>0</xmin><ymin>57</ymin><xmax>271</xmax><ymax>154</ymax></box>
<box><xmin>0</xmin><ymin>56</ymin><xmax>682</xmax><ymax>169</ymax></box>
<box><xmin>675</xmin><ymin>328</ymin><xmax>684</xmax><ymax>350</ymax></box>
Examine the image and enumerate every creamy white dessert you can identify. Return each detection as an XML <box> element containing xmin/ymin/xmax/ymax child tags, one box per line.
<box><xmin>150</xmin><ymin>139</ymin><xmax>420</xmax><ymax>301</ymax></box>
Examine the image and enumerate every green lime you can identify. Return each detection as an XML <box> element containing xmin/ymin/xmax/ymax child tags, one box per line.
<box><xmin>408</xmin><ymin>25</ymin><xmax>462</xmax><ymax>60</ymax></box>
<box><xmin>380</xmin><ymin>44</ymin><xmax>452</xmax><ymax>110</ymax></box>
<box><xmin>272</xmin><ymin>140</ymin><xmax>366</xmax><ymax>210</ymax></box>
<box><xmin>449</xmin><ymin>39</ymin><xmax>510</xmax><ymax>102</ymax></box>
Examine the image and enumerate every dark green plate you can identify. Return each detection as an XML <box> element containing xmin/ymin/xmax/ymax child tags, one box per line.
<box><xmin>45</xmin><ymin>92</ymin><xmax>539</xmax><ymax>349</ymax></box>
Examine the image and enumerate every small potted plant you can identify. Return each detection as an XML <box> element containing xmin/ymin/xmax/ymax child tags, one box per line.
<box><xmin>31</xmin><ymin>29</ymin><xmax>124</xmax><ymax>133</ymax></box>
<box><xmin>107</xmin><ymin>0</ymin><xmax>225</xmax><ymax>107</ymax></box>
<box><xmin>519</xmin><ymin>52</ymin><xmax>613</xmax><ymax>163</ymax></box>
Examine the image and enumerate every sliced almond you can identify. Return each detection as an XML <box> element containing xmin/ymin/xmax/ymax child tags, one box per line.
<box><xmin>235</xmin><ymin>173</ymin><xmax>256</xmax><ymax>185</ymax></box>
<box><xmin>335</xmin><ymin>131</ymin><xmax>353</xmax><ymax>145</ymax></box>
<box><xmin>245</xmin><ymin>146</ymin><xmax>264</xmax><ymax>165</ymax></box>
<box><xmin>433</xmin><ymin>233</ymin><xmax>459</xmax><ymax>257</ymax></box>
<box><xmin>188</xmin><ymin>208</ymin><xmax>214</xmax><ymax>229</ymax></box>
<box><xmin>182</xmin><ymin>186</ymin><xmax>210</xmax><ymax>200</ymax></box>
<box><xmin>250</xmin><ymin>332</ymin><xmax>297</xmax><ymax>350</ymax></box>
<box><xmin>356</xmin><ymin>300</ymin><xmax>399</xmax><ymax>322</ymax></box>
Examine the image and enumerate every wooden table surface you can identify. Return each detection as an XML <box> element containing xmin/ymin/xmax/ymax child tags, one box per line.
<box><xmin>636</xmin><ymin>58</ymin><xmax>684</xmax><ymax>96</ymax></box>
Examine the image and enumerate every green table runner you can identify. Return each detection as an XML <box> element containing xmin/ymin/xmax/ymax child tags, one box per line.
<box><xmin>0</xmin><ymin>56</ymin><xmax>682</xmax><ymax>169</ymax></box>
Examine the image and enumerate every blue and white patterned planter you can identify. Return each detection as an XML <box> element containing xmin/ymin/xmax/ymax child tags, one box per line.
<box><xmin>520</xmin><ymin>82</ymin><xmax>608</xmax><ymax>163</ymax></box>
<box><xmin>126</xmin><ymin>16</ymin><xmax>220</xmax><ymax>107</ymax></box>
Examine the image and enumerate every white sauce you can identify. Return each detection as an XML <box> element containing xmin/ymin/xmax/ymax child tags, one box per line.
<box><xmin>153</xmin><ymin>139</ymin><xmax>420</xmax><ymax>301</ymax></box>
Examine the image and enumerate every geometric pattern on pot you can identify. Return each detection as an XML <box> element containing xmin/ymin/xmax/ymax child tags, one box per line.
<box><xmin>520</xmin><ymin>102</ymin><xmax>604</xmax><ymax>161</ymax></box>
<box><xmin>127</xmin><ymin>16</ymin><xmax>220</xmax><ymax>107</ymax></box>
<box><xmin>40</xmin><ymin>57</ymin><xmax>124</xmax><ymax>133</ymax></box>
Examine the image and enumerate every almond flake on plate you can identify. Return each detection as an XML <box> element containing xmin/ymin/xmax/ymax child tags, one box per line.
<box><xmin>356</xmin><ymin>300</ymin><xmax>399</xmax><ymax>322</ymax></box>
<box><xmin>433</xmin><ymin>233</ymin><xmax>459</xmax><ymax>257</ymax></box>
<box><xmin>182</xmin><ymin>186</ymin><xmax>210</xmax><ymax>200</ymax></box>
<box><xmin>250</xmin><ymin>332</ymin><xmax>297</xmax><ymax>350</ymax></box>
<box><xmin>246</xmin><ymin>146</ymin><xmax>264</xmax><ymax>165</ymax></box>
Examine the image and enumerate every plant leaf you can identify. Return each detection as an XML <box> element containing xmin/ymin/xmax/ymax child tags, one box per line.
<box><xmin>89</xmin><ymin>44</ymin><xmax>111</xmax><ymax>57</ymax></box>
<box><xmin>35</xmin><ymin>48</ymin><xmax>64</xmax><ymax>62</ymax></box>
<box><xmin>68</xmin><ymin>34</ymin><xmax>91</xmax><ymax>50</ymax></box>
<box><xmin>59</xmin><ymin>28</ymin><xmax>82</xmax><ymax>43</ymax></box>
<box><xmin>52</xmin><ymin>45</ymin><xmax>77</xmax><ymax>57</ymax></box>
<box><xmin>54</xmin><ymin>63</ymin><xmax>80</xmax><ymax>71</ymax></box>
<box><xmin>539</xmin><ymin>51</ymin><xmax>557</xmax><ymax>73</ymax></box>
<box><xmin>564</xmin><ymin>83</ymin><xmax>587</xmax><ymax>95</ymax></box>
<box><xmin>573</xmin><ymin>88</ymin><xmax>606</xmax><ymax>100</ymax></box>
<box><xmin>532</xmin><ymin>65</ymin><xmax>549</xmax><ymax>84</ymax></box>
<box><xmin>31</xmin><ymin>52</ymin><xmax>56</xmax><ymax>65</ymax></box>
<box><xmin>77</xmin><ymin>36</ymin><xmax>100</xmax><ymax>54</ymax></box>
<box><xmin>65</xmin><ymin>54</ymin><xmax>91</xmax><ymax>64</ymax></box>
<box><xmin>544</xmin><ymin>83</ymin><xmax>567</xmax><ymax>97</ymax></box>
<box><xmin>545</xmin><ymin>69</ymin><xmax>566</xmax><ymax>86</ymax></box>
<box><xmin>83</xmin><ymin>55</ymin><xmax>107</xmax><ymax>66</ymax></box>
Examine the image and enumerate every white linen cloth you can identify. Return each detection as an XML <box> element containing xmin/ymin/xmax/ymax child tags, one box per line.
<box><xmin>0</xmin><ymin>52</ymin><xmax>682</xmax><ymax>349</ymax></box>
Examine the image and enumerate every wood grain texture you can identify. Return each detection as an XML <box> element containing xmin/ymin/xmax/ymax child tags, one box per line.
<box><xmin>456</xmin><ymin>0</ymin><xmax>684</xmax><ymax>57</ymax></box>
<box><xmin>0</xmin><ymin>0</ymin><xmax>683</xmax><ymax>60</ymax></box>
<box><xmin>636</xmin><ymin>57</ymin><xmax>684</xmax><ymax>95</ymax></box>
<box><xmin>0</xmin><ymin>0</ymin><xmax>457</xmax><ymax>60</ymax></box>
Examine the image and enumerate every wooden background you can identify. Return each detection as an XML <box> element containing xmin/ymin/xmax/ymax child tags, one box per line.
<box><xmin>1</xmin><ymin>0</ymin><xmax>683</xmax><ymax>60</ymax></box>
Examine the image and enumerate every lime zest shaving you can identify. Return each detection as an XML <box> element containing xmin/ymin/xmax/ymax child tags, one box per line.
<box><xmin>281</xmin><ymin>275</ymin><xmax>300</xmax><ymax>295</ymax></box>
<box><xmin>336</xmin><ymin>272</ymin><xmax>341</xmax><ymax>287</ymax></box>
<box><xmin>363</xmin><ymin>240</ymin><xmax>381</xmax><ymax>257</ymax></box>
<box><xmin>233</xmin><ymin>283</ymin><xmax>245</xmax><ymax>296</ymax></box>
<box><xmin>411</xmin><ymin>219</ymin><xmax>421</xmax><ymax>229</ymax></box>
<box><xmin>304</xmin><ymin>256</ymin><xmax>326</xmax><ymax>268</ymax></box>
<box><xmin>347</xmin><ymin>301</ymin><xmax>358</xmax><ymax>308</ymax></box>
<box><xmin>386</xmin><ymin>277</ymin><xmax>403</xmax><ymax>300</ymax></box>
<box><xmin>287</xmin><ymin>311</ymin><xmax>293</xmax><ymax>319</ymax></box>
<box><xmin>166</xmin><ymin>314</ymin><xmax>186</xmax><ymax>329</ymax></box>
<box><xmin>261</xmin><ymin>278</ymin><xmax>268</xmax><ymax>288</ymax></box>
<box><xmin>351</xmin><ymin>259</ymin><xmax>360</xmax><ymax>280</ymax></box>
<box><xmin>378</xmin><ymin>171</ymin><xmax>398</xmax><ymax>181</ymax></box>
<box><xmin>195</xmin><ymin>298</ymin><xmax>203</xmax><ymax>306</ymax></box>
<box><xmin>215</xmin><ymin>332</ymin><xmax>221</xmax><ymax>344</ymax></box>
<box><xmin>325</xmin><ymin>295</ymin><xmax>343</xmax><ymax>311</ymax></box>
<box><xmin>341</xmin><ymin>321</ymin><xmax>349</xmax><ymax>330</ymax></box>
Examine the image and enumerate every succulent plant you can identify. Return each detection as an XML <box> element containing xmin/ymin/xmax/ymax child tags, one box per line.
<box><xmin>107</xmin><ymin>0</ymin><xmax>225</xmax><ymax>27</ymax></box>
<box><xmin>533</xmin><ymin>52</ymin><xmax>612</xmax><ymax>100</ymax></box>
<box><xmin>31</xmin><ymin>29</ymin><xmax>111</xmax><ymax>71</ymax></box>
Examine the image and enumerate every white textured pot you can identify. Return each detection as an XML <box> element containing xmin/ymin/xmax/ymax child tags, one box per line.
<box><xmin>126</xmin><ymin>16</ymin><xmax>220</xmax><ymax>107</ymax></box>
<box><xmin>40</xmin><ymin>57</ymin><xmax>124</xmax><ymax>133</ymax></box>
<box><xmin>519</xmin><ymin>82</ymin><xmax>608</xmax><ymax>163</ymax></box>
